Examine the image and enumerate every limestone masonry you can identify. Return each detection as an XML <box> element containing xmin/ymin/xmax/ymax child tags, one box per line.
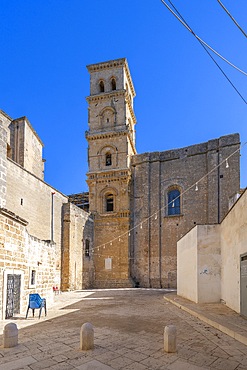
<box><xmin>0</xmin><ymin>57</ymin><xmax>241</xmax><ymax>320</ymax></box>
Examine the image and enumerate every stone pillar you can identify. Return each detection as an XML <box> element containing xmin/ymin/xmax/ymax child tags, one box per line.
<box><xmin>3</xmin><ymin>323</ymin><xmax>18</xmax><ymax>348</ymax></box>
<box><xmin>80</xmin><ymin>322</ymin><xmax>94</xmax><ymax>350</ymax></box>
<box><xmin>164</xmin><ymin>325</ymin><xmax>176</xmax><ymax>353</ymax></box>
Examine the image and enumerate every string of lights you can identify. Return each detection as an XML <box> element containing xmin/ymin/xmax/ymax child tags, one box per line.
<box><xmin>85</xmin><ymin>141</ymin><xmax>247</xmax><ymax>258</ymax></box>
<box><xmin>160</xmin><ymin>0</ymin><xmax>247</xmax><ymax>105</ymax></box>
<box><xmin>217</xmin><ymin>0</ymin><xmax>247</xmax><ymax>38</ymax></box>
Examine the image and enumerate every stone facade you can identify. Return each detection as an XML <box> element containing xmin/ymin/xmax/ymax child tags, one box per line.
<box><xmin>85</xmin><ymin>58</ymin><xmax>241</xmax><ymax>289</ymax></box>
<box><xmin>61</xmin><ymin>202</ymin><xmax>94</xmax><ymax>290</ymax></box>
<box><xmin>130</xmin><ymin>134</ymin><xmax>240</xmax><ymax>288</ymax></box>
<box><xmin>0</xmin><ymin>56</ymin><xmax>242</xmax><ymax>315</ymax></box>
<box><xmin>86</xmin><ymin>59</ymin><xmax>136</xmax><ymax>288</ymax></box>
<box><xmin>0</xmin><ymin>110</ymin><xmax>93</xmax><ymax>321</ymax></box>
<box><xmin>0</xmin><ymin>208</ymin><xmax>56</xmax><ymax>319</ymax></box>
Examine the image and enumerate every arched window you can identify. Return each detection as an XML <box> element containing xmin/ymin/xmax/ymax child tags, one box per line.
<box><xmin>85</xmin><ymin>239</ymin><xmax>90</xmax><ymax>257</ymax></box>
<box><xmin>99</xmin><ymin>80</ymin><xmax>104</xmax><ymax>93</ymax></box>
<box><xmin>111</xmin><ymin>78</ymin><xmax>116</xmax><ymax>90</ymax></box>
<box><xmin>105</xmin><ymin>153</ymin><xmax>112</xmax><ymax>166</ymax></box>
<box><xmin>106</xmin><ymin>194</ymin><xmax>114</xmax><ymax>212</ymax></box>
<box><xmin>168</xmin><ymin>189</ymin><xmax>181</xmax><ymax>215</ymax></box>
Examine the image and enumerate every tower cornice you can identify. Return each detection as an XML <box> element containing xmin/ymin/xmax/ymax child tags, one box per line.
<box><xmin>86</xmin><ymin>90</ymin><xmax>125</xmax><ymax>102</ymax></box>
<box><xmin>86</xmin><ymin>90</ymin><xmax>136</xmax><ymax>124</ymax></box>
<box><xmin>85</xmin><ymin>129</ymin><xmax>136</xmax><ymax>154</ymax></box>
<box><xmin>86</xmin><ymin>58</ymin><xmax>136</xmax><ymax>98</ymax></box>
<box><xmin>85</xmin><ymin>129</ymin><xmax>128</xmax><ymax>141</ymax></box>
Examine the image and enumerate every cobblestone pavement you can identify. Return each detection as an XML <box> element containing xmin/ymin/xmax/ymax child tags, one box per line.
<box><xmin>0</xmin><ymin>289</ymin><xmax>247</xmax><ymax>369</ymax></box>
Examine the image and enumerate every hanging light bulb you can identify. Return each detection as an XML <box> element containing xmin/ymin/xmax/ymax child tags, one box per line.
<box><xmin>226</xmin><ymin>159</ymin><xmax>229</xmax><ymax>168</ymax></box>
<box><xmin>155</xmin><ymin>213</ymin><xmax>158</xmax><ymax>220</ymax></box>
<box><xmin>128</xmin><ymin>231</ymin><xmax>131</xmax><ymax>236</ymax></box>
<box><xmin>110</xmin><ymin>242</ymin><xmax>112</xmax><ymax>246</ymax></box>
<box><xmin>119</xmin><ymin>237</ymin><xmax>121</xmax><ymax>242</ymax></box>
<box><xmin>103</xmin><ymin>245</ymin><xmax>105</xmax><ymax>249</ymax></box>
<box><xmin>140</xmin><ymin>223</ymin><xmax>143</xmax><ymax>229</ymax></box>
<box><xmin>172</xmin><ymin>200</ymin><xmax>175</xmax><ymax>208</ymax></box>
<box><xmin>195</xmin><ymin>183</ymin><xmax>198</xmax><ymax>191</ymax></box>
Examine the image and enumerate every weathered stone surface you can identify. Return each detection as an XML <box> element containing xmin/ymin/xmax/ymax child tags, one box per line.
<box><xmin>80</xmin><ymin>322</ymin><xmax>94</xmax><ymax>350</ymax></box>
<box><xmin>3</xmin><ymin>323</ymin><xmax>18</xmax><ymax>348</ymax></box>
<box><xmin>164</xmin><ymin>325</ymin><xmax>177</xmax><ymax>353</ymax></box>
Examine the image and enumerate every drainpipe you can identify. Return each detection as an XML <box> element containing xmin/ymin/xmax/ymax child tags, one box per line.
<box><xmin>51</xmin><ymin>192</ymin><xmax>55</xmax><ymax>242</ymax></box>
<box><xmin>217</xmin><ymin>150</ymin><xmax>220</xmax><ymax>223</ymax></box>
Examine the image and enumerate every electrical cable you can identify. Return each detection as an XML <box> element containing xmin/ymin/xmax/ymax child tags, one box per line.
<box><xmin>217</xmin><ymin>0</ymin><xmax>247</xmax><ymax>38</ymax></box>
<box><xmin>160</xmin><ymin>0</ymin><xmax>247</xmax><ymax>104</ymax></box>
<box><xmin>160</xmin><ymin>0</ymin><xmax>247</xmax><ymax>76</ymax></box>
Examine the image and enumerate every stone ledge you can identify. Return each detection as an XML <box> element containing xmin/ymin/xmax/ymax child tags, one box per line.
<box><xmin>0</xmin><ymin>208</ymin><xmax>28</xmax><ymax>226</ymax></box>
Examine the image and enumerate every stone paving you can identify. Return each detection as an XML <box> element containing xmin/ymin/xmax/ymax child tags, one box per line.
<box><xmin>0</xmin><ymin>289</ymin><xmax>246</xmax><ymax>369</ymax></box>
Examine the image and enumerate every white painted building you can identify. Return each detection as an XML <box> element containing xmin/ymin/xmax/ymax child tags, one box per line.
<box><xmin>177</xmin><ymin>189</ymin><xmax>247</xmax><ymax>318</ymax></box>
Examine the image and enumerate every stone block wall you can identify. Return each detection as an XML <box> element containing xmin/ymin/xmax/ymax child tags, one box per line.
<box><xmin>0</xmin><ymin>111</ymin><xmax>11</xmax><ymax>148</ymax></box>
<box><xmin>61</xmin><ymin>202</ymin><xmax>94</xmax><ymax>290</ymax></box>
<box><xmin>130</xmin><ymin>134</ymin><xmax>240</xmax><ymax>288</ymax></box>
<box><xmin>0</xmin><ymin>208</ymin><xmax>56</xmax><ymax>320</ymax></box>
<box><xmin>0</xmin><ymin>123</ymin><xmax>7</xmax><ymax>208</ymax></box>
<box><xmin>10</xmin><ymin>117</ymin><xmax>44</xmax><ymax>180</ymax></box>
<box><xmin>6</xmin><ymin>159</ymin><xmax>68</xmax><ymax>285</ymax></box>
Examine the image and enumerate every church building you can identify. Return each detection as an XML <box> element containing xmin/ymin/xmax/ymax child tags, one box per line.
<box><xmin>84</xmin><ymin>58</ymin><xmax>240</xmax><ymax>289</ymax></box>
<box><xmin>0</xmin><ymin>57</ymin><xmax>242</xmax><ymax>320</ymax></box>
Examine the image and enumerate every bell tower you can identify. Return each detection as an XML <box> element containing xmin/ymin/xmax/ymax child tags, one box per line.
<box><xmin>86</xmin><ymin>58</ymin><xmax>136</xmax><ymax>288</ymax></box>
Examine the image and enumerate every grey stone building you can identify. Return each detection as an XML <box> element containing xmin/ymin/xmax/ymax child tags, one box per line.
<box><xmin>85</xmin><ymin>58</ymin><xmax>240</xmax><ymax>289</ymax></box>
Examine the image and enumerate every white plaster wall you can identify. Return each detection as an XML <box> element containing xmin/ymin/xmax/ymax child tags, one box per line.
<box><xmin>197</xmin><ymin>225</ymin><xmax>221</xmax><ymax>303</ymax></box>
<box><xmin>221</xmin><ymin>190</ymin><xmax>247</xmax><ymax>313</ymax></box>
<box><xmin>178</xmin><ymin>224</ymin><xmax>221</xmax><ymax>303</ymax></box>
<box><xmin>177</xmin><ymin>226</ymin><xmax>198</xmax><ymax>302</ymax></box>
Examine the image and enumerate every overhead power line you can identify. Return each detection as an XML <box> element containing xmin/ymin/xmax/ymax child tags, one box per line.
<box><xmin>217</xmin><ymin>0</ymin><xmax>247</xmax><ymax>38</ymax></box>
<box><xmin>161</xmin><ymin>0</ymin><xmax>247</xmax><ymax>77</ymax></box>
<box><xmin>160</xmin><ymin>0</ymin><xmax>247</xmax><ymax>105</ymax></box>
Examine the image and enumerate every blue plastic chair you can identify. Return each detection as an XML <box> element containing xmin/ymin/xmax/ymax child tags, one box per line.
<box><xmin>26</xmin><ymin>293</ymin><xmax>47</xmax><ymax>319</ymax></box>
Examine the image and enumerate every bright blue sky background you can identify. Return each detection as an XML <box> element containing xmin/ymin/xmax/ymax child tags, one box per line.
<box><xmin>1</xmin><ymin>0</ymin><xmax>246</xmax><ymax>194</ymax></box>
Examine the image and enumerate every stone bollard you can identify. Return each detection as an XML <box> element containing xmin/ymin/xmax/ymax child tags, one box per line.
<box><xmin>80</xmin><ymin>323</ymin><xmax>94</xmax><ymax>350</ymax></box>
<box><xmin>164</xmin><ymin>325</ymin><xmax>177</xmax><ymax>353</ymax></box>
<box><xmin>3</xmin><ymin>323</ymin><xmax>18</xmax><ymax>348</ymax></box>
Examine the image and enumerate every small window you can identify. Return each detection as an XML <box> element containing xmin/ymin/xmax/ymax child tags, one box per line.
<box><xmin>85</xmin><ymin>239</ymin><xmax>90</xmax><ymax>257</ymax></box>
<box><xmin>111</xmin><ymin>78</ymin><xmax>116</xmax><ymax>90</ymax></box>
<box><xmin>106</xmin><ymin>194</ymin><xmax>114</xmax><ymax>212</ymax></box>
<box><xmin>168</xmin><ymin>189</ymin><xmax>181</xmax><ymax>215</ymax></box>
<box><xmin>31</xmin><ymin>270</ymin><xmax>36</xmax><ymax>285</ymax></box>
<box><xmin>29</xmin><ymin>268</ymin><xmax>36</xmax><ymax>288</ymax></box>
<box><xmin>106</xmin><ymin>153</ymin><xmax>112</xmax><ymax>166</ymax></box>
<box><xmin>99</xmin><ymin>81</ymin><xmax>104</xmax><ymax>93</ymax></box>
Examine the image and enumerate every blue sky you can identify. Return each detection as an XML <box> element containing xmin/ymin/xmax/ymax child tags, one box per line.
<box><xmin>1</xmin><ymin>0</ymin><xmax>246</xmax><ymax>194</ymax></box>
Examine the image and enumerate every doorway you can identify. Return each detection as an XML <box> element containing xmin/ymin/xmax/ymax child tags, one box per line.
<box><xmin>5</xmin><ymin>274</ymin><xmax>21</xmax><ymax>319</ymax></box>
<box><xmin>240</xmin><ymin>253</ymin><xmax>247</xmax><ymax>318</ymax></box>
